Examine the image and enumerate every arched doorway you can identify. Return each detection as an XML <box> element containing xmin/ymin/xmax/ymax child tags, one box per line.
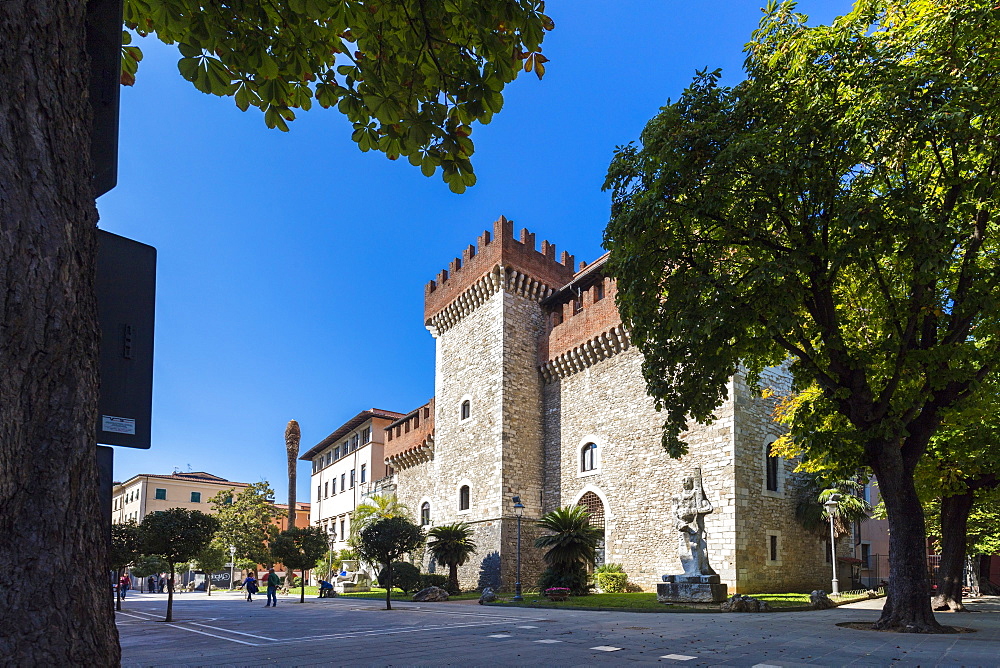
<box><xmin>577</xmin><ymin>491</ymin><xmax>606</xmax><ymax>569</ymax></box>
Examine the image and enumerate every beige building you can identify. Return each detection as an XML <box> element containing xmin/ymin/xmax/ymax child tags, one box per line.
<box><xmin>112</xmin><ymin>471</ymin><xmax>251</xmax><ymax>524</ymax></box>
<box><xmin>301</xmin><ymin>409</ymin><xmax>402</xmax><ymax>552</ymax></box>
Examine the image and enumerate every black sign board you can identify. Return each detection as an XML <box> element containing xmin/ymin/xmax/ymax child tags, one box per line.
<box><xmin>86</xmin><ymin>0</ymin><xmax>124</xmax><ymax>197</ymax></box>
<box><xmin>96</xmin><ymin>230</ymin><xmax>156</xmax><ymax>448</ymax></box>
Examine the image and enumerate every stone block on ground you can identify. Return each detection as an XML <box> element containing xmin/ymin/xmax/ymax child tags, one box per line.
<box><xmin>657</xmin><ymin>581</ymin><xmax>728</xmax><ymax>603</ymax></box>
<box><xmin>412</xmin><ymin>586</ymin><xmax>449</xmax><ymax>602</ymax></box>
<box><xmin>478</xmin><ymin>587</ymin><xmax>497</xmax><ymax>604</ymax></box>
<box><xmin>810</xmin><ymin>590</ymin><xmax>836</xmax><ymax>609</ymax></box>
<box><xmin>720</xmin><ymin>594</ymin><xmax>770</xmax><ymax>612</ymax></box>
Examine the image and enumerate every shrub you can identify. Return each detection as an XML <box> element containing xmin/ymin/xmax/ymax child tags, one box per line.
<box><xmin>291</xmin><ymin>576</ymin><xmax>303</xmax><ymax>588</ymax></box>
<box><xmin>538</xmin><ymin>565</ymin><xmax>591</xmax><ymax>596</ymax></box>
<box><xmin>595</xmin><ymin>572</ymin><xmax>628</xmax><ymax>593</ymax></box>
<box><xmin>595</xmin><ymin>562</ymin><xmax>625</xmax><ymax>573</ymax></box>
<box><xmin>419</xmin><ymin>573</ymin><xmax>450</xmax><ymax>591</ymax></box>
<box><xmin>378</xmin><ymin>561</ymin><xmax>421</xmax><ymax>593</ymax></box>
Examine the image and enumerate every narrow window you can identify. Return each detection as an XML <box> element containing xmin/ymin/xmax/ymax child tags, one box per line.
<box><xmin>334</xmin><ymin>446</ymin><xmax>341</xmax><ymax>460</ymax></box>
<box><xmin>421</xmin><ymin>502</ymin><xmax>431</xmax><ymax>526</ymax></box>
<box><xmin>352</xmin><ymin>434</ymin><xmax>359</xmax><ymax>450</ymax></box>
<box><xmin>340</xmin><ymin>518</ymin><xmax>345</xmax><ymax>539</ymax></box>
<box><xmin>765</xmin><ymin>443</ymin><xmax>779</xmax><ymax>492</ymax></box>
<box><xmin>362</xmin><ymin>427</ymin><xmax>371</xmax><ymax>444</ymax></box>
<box><xmin>341</xmin><ymin>473</ymin><xmax>346</xmax><ymax>490</ymax></box>
<box><xmin>361</xmin><ymin>464</ymin><xmax>367</xmax><ymax>483</ymax></box>
<box><xmin>460</xmin><ymin>400</ymin><xmax>471</xmax><ymax>420</ymax></box>
<box><xmin>573</xmin><ymin>296</ymin><xmax>583</xmax><ymax>314</ymax></box>
<box><xmin>154</xmin><ymin>488</ymin><xmax>166</xmax><ymax>500</ymax></box>
<box><xmin>350</xmin><ymin>469</ymin><xmax>356</xmax><ymax>488</ymax></box>
<box><xmin>224</xmin><ymin>495</ymin><xmax>233</xmax><ymax>505</ymax></box>
<box><xmin>860</xmin><ymin>543</ymin><xmax>871</xmax><ymax>568</ymax></box>
<box><xmin>317</xmin><ymin>485</ymin><xmax>321</xmax><ymax>501</ymax></box>
<box><xmin>770</xmin><ymin>535</ymin><xmax>779</xmax><ymax>562</ymax></box>
<box><xmin>324</xmin><ymin>481</ymin><xmax>329</xmax><ymax>498</ymax></box>
<box><xmin>331</xmin><ymin>478</ymin><xmax>336</xmax><ymax>495</ymax></box>
<box><xmin>459</xmin><ymin>485</ymin><xmax>470</xmax><ymax>511</ymax></box>
<box><xmin>387</xmin><ymin>429</ymin><xmax>393</xmax><ymax>442</ymax></box>
<box><xmin>190</xmin><ymin>491</ymin><xmax>201</xmax><ymax>503</ymax></box>
<box><xmin>593</xmin><ymin>282</ymin><xmax>604</xmax><ymax>302</ymax></box>
<box><xmin>581</xmin><ymin>442</ymin><xmax>597</xmax><ymax>472</ymax></box>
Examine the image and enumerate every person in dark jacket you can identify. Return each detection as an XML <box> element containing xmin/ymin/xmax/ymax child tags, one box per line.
<box><xmin>242</xmin><ymin>573</ymin><xmax>258</xmax><ymax>602</ymax></box>
<box><xmin>264</xmin><ymin>567</ymin><xmax>280</xmax><ymax>607</ymax></box>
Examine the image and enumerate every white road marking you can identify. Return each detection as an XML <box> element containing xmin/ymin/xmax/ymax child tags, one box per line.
<box><xmin>661</xmin><ymin>654</ymin><xmax>696</xmax><ymax>661</ymax></box>
<box><xmin>190</xmin><ymin>622</ymin><xmax>277</xmax><ymax>640</ymax></box>
<box><xmin>517</xmin><ymin>625</ymin><xmax>538</xmax><ymax>629</ymax></box>
<box><xmin>279</xmin><ymin>619</ymin><xmax>537</xmax><ymax>644</ymax></box>
<box><xmin>591</xmin><ymin>646</ymin><xmax>622</xmax><ymax>652</ymax></box>
<box><xmin>488</xmin><ymin>634</ymin><xmax>512</xmax><ymax>638</ymax></box>
<box><xmin>535</xmin><ymin>639</ymin><xmax>562</xmax><ymax>644</ymax></box>
<box><xmin>163</xmin><ymin>623</ymin><xmax>259</xmax><ymax>646</ymax></box>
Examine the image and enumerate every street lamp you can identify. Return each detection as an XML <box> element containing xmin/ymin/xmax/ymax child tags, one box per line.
<box><xmin>824</xmin><ymin>494</ymin><xmax>841</xmax><ymax>596</ymax></box>
<box><xmin>328</xmin><ymin>534</ymin><xmax>337</xmax><ymax>581</ymax></box>
<box><xmin>228</xmin><ymin>545</ymin><xmax>236</xmax><ymax>591</ymax></box>
<box><xmin>512</xmin><ymin>495</ymin><xmax>524</xmax><ymax>602</ymax></box>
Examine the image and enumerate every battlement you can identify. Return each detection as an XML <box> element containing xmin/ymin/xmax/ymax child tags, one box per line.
<box><xmin>538</xmin><ymin>254</ymin><xmax>624</xmax><ymax>369</ymax></box>
<box><xmin>424</xmin><ymin>216</ymin><xmax>578</xmax><ymax>325</ymax></box>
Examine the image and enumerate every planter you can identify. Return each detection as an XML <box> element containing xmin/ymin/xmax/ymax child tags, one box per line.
<box><xmin>545</xmin><ymin>594</ymin><xmax>569</xmax><ymax>602</ymax></box>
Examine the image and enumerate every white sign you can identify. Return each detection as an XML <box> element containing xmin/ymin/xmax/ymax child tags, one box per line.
<box><xmin>102</xmin><ymin>415</ymin><xmax>136</xmax><ymax>435</ymax></box>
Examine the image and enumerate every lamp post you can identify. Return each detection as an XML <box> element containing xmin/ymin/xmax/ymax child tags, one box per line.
<box><xmin>228</xmin><ymin>545</ymin><xmax>236</xmax><ymax>591</ymax></box>
<box><xmin>824</xmin><ymin>494</ymin><xmax>841</xmax><ymax>595</ymax></box>
<box><xmin>512</xmin><ymin>495</ymin><xmax>524</xmax><ymax>601</ymax></box>
<box><xmin>328</xmin><ymin>535</ymin><xmax>337</xmax><ymax>581</ymax></box>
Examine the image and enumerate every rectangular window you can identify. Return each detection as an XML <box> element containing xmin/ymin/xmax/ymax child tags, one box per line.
<box><xmin>350</xmin><ymin>469</ymin><xmax>356</xmax><ymax>488</ymax></box>
<box><xmin>341</xmin><ymin>473</ymin><xmax>346</xmax><ymax>490</ymax></box>
<box><xmin>351</xmin><ymin>434</ymin><xmax>359</xmax><ymax>450</ymax></box>
<box><xmin>361</xmin><ymin>464</ymin><xmax>367</xmax><ymax>483</ymax></box>
<box><xmin>459</xmin><ymin>485</ymin><xmax>470</xmax><ymax>511</ymax></box>
<box><xmin>770</xmin><ymin>535</ymin><xmax>778</xmax><ymax>562</ymax></box>
<box><xmin>154</xmin><ymin>488</ymin><xmax>166</xmax><ymax>500</ymax></box>
<box><xmin>317</xmin><ymin>485</ymin><xmax>321</xmax><ymax>501</ymax></box>
<box><xmin>860</xmin><ymin>543</ymin><xmax>871</xmax><ymax>568</ymax></box>
<box><xmin>334</xmin><ymin>446</ymin><xmax>341</xmax><ymax>460</ymax></box>
<box><xmin>361</xmin><ymin>427</ymin><xmax>371</xmax><ymax>444</ymax></box>
<box><xmin>766</xmin><ymin>448</ymin><xmax>779</xmax><ymax>492</ymax></box>
<box><xmin>324</xmin><ymin>481</ymin><xmax>329</xmax><ymax>498</ymax></box>
<box><xmin>190</xmin><ymin>491</ymin><xmax>201</xmax><ymax>503</ymax></box>
<box><xmin>593</xmin><ymin>282</ymin><xmax>604</xmax><ymax>302</ymax></box>
<box><xmin>331</xmin><ymin>478</ymin><xmax>336</xmax><ymax>495</ymax></box>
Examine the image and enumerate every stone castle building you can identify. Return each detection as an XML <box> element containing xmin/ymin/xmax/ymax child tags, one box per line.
<box><xmin>309</xmin><ymin>216</ymin><xmax>842</xmax><ymax>593</ymax></box>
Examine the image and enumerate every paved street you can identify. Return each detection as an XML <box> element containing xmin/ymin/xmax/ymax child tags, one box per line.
<box><xmin>118</xmin><ymin>592</ymin><xmax>1000</xmax><ymax>666</ymax></box>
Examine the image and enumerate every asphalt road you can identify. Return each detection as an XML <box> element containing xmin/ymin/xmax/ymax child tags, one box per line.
<box><xmin>117</xmin><ymin>591</ymin><xmax>1000</xmax><ymax>666</ymax></box>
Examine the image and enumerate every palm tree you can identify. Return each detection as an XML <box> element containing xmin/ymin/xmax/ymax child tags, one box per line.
<box><xmin>427</xmin><ymin>523</ymin><xmax>477</xmax><ymax>593</ymax></box>
<box><xmin>284</xmin><ymin>419</ymin><xmax>301</xmax><ymax>589</ymax></box>
<box><xmin>534</xmin><ymin>506</ymin><xmax>603</xmax><ymax>594</ymax></box>
<box><xmin>349</xmin><ymin>494</ymin><xmax>410</xmax><ymax>545</ymax></box>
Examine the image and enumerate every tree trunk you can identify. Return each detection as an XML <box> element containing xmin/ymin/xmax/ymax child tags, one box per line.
<box><xmin>300</xmin><ymin>574</ymin><xmax>306</xmax><ymax>603</ymax></box>
<box><xmin>933</xmin><ymin>491</ymin><xmax>974</xmax><ymax>612</ymax></box>
<box><xmin>285</xmin><ymin>420</ymin><xmax>300</xmax><ymax>589</ymax></box>
<box><xmin>165</xmin><ymin>564</ymin><xmax>175</xmax><ymax>622</ymax></box>
<box><xmin>870</xmin><ymin>451</ymin><xmax>943</xmax><ymax>632</ymax></box>
<box><xmin>0</xmin><ymin>0</ymin><xmax>120</xmax><ymax>663</ymax></box>
<box><xmin>385</xmin><ymin>562</ymin><xmax>392</xmax><ymax>610</ymax></box>
<box><xmin>116</xmin><ymin>568</ymin><xmax>123</xmax><ymax>611</ymax></box>
<box><xmin>449</xmin><ymin>563</ymin><xmax>460</xmax><ymax>595</ymax></box>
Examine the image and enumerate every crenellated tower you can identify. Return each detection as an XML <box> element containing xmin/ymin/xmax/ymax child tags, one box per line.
<box><xmin>422</xmin><ymin>215</ymin><xmax>576</xmax><ymax>588</ymax></box>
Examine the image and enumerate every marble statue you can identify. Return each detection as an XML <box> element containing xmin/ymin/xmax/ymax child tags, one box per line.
<box><xmin>672</xmin><ymin>469</ymin><xmax>717</xmax><ymax>577</ymax></box>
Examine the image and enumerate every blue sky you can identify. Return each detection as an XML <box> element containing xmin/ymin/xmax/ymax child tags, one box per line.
<box><xmin>101</xmin><ymin>0</ymin><xmax>847</xmax><ymax>500</ymax></box>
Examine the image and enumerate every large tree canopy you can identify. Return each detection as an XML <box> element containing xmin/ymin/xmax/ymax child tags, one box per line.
<box><xmin>123</xmin><ymin>0</ymin><xmax>553</xmax><ymax>192</ymax></box>
<box><xmin>604</xmin><ymin>0</ymin><xmax>1000</xmax><ymax>632</ymax></box>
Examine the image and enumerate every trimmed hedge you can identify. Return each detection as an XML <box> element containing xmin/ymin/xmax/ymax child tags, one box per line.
<box><xmin>419</xmin><ymin>573</ymin><xmax>450</xmax><ymax>590</ymax></box>
<box><xmin>595</xmin><ymin>572</ymin><xmax>628</xmax><ymax>593</ymax></box>
<box><xmin>377</xmin><ymin>562</ymin><xmax>421</xmax><ymax>593</ymax></box>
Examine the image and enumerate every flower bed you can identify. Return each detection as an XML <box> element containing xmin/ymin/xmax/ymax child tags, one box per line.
<box><xmin>544</xmin><ymin>587</ymin><xmax>570</xmax><ymax>601</ymax></box>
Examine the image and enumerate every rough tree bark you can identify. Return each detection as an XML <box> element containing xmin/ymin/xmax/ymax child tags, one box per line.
<box><xmin>870</xmin><ymin>446</ymin><xmax>943</xmax><ymax>632</ymax></box>
<box><xmin>0</xmin><ymin>0</ymin><xmax>121</xmax><ymax>663</ymax></box>
<box><xmin>932</xmin><ymin>491</ymin><xmax>974</xmax><ymax>612</ymax></box>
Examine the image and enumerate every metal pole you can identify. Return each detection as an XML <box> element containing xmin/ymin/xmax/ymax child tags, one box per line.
<box><xmin>827</xmin><ymin>507</ymin><xmax>839</xmax><ymax>595</ymax></box>
<box><xmin>229</xmin><ymin>545</ymin><xmax>236</xmax><ymax>591</ymax></box>
<box><xmin>513</xmin><ymin>513</ymin><xmax>523</xmax><ymax>601</ymax></box>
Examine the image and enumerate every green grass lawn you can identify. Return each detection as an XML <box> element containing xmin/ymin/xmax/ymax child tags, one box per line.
<box><xmin>489</xmin><ymin>590</ymin><xmax>873</xmax><ymax>612</ymax></box>
<box><xmin>286</xmin><ymin>586</ymin><xmax>481</xmax><ymax>601</ymax></box>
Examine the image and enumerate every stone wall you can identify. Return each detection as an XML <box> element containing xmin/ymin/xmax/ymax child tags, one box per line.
<box><xmin>542</xmin><ymin>345</ymin><xmax>739</xmax><ymax>591</ymax></box>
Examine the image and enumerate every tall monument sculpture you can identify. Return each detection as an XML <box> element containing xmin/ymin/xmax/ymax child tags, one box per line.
<box><xmin>657</xmin><ymin>468</ymin><xmax>729</xmax><ymax>603</ymax></box>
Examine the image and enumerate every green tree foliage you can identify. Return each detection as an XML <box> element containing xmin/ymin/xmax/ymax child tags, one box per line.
<box><xmin>793</xmin><ymin>475</ymin><xmax>872</xmax><ymax>535</ymax></box>
<box><xmin>603</xmin><ymin>0</ymin><xmax>1000</xmax><ymax>631</ymax></box>
<box><xmin>121</xmin><ymin>0</ymin><xmax>554</xmax><ymax>192</ymax></box>
<box><xmin>193</xmin><ymin>543</ymin><xmax>230</xmax><ymax>596</ymax></box>
<box><xmin>349</xmin><ymin>494</ymin><xmax>410</xmax><ymax>546</ymax></box>
<box><xmin>355</xmin><ymin>516</ymin><xmax>425</xmax><ymax>609</ymax></box>
<box><xmin>129</xmin><ymin>554</ymin><xmax>168</xmax><ymax>581</ymax></box>
<box><xmin>139</xmin><ymin>508</ymin><xmax>219</xmax><ymax>621</ymax></box>
<box><xmin>534</xmin><ymin>506</ymin><xmax>602</xmax><ymax>595</ymax></box>
<box><xmin>270</xmin><ymin>526</ymin><xmax>330</xmax><ymax>602</ymax></box>
<box><xmin>377</xmin><ymin>561</ymin><xmax>421</xmax><ymax>593</ymax></box>
<box><xmin>426</xmin><ymin>522</ymin><xmax>478</xmax><ymax>593</ymax></box>
<box><xmin>209</xmin><ymin>482</ymin><xmax>282</xmax><ymax>567</ymax></box>
<box><xmin>110</xmin><ymin>521</ymin><xmax>141</xmax><ymax>611</ymax></box>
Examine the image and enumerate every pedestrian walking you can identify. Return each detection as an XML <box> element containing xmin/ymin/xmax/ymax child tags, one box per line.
<box><xmin>159</xmin><ymin>575</ymin><xmax>166</xmax><ymax>593</ymax></box>
<box><xmin>264</xmin><ymin>567</ymin><xmax>280</xmax><ymax>607</ymax></box>
<box><xmin>242</xmin><ymin>573</ymin><xmax>258</xmax><ymax>602</ymax></box>
<box><xmin>119</xmin><ymin>573</ymin><xmax>130</xmax><ymax>599</ymax></box>
<box><xmin>147</xmin><ymin>575</ymin><xmax>155</xmax><ymax>593</ymax></box>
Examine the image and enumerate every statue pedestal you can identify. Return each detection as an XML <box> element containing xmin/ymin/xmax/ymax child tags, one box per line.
<box><xmin>657</xmin><ymin>574</ymin><xmax>728</xmax><ymax>603</ymax></box>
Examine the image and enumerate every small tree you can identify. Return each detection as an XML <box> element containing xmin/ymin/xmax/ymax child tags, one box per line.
<box><xmin>355</xmin><ymin>516</ymin><xmax>425</xmax><ymax>610</ymax></box>
<box><xmin>270</xmin><ymin>527</ymin><xmax>329</xmax><ymax>603</ymax></box>
<box><xmin>139</xmin><ymin>509</ymin><xmax>219</xmax><ymax>621</ymax></box>
<box><xmin>209</xmin><ymin>482</ymin><xmax>282</xmax><ymax>567</ymax></box>
<box><xmin>110</xmin><ymin>521</ymin><xmax>140</xmax><ymax>611</ymax></box>
<box><xmin>534</xmin><ymin>506</ymin><xmax>603</xmax><ymax>595</ymax></box>
<box><xmin>193</xmin><ymin>543</ymin><xmax>230</xmax><ymax>596</ymax></box>
<box><xmin>427</xmin><ymin>523</ymin><xmax>478</xmax><ymax>594</ymax></box>
<box><xmin>130</xmin><ymin>554</ymin><xmax>168</xmax><ymax>590</ymax></box>
<box><xmin>349</xmin><ymin>494</ymin><xmax>410</xmax><ymax>545</ymax></box>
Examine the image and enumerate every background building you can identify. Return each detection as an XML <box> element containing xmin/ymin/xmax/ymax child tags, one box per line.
<box><xmin>112</xmin><ymin>471</ymin><xmax>250</xmax><ymax>524</ymax></box>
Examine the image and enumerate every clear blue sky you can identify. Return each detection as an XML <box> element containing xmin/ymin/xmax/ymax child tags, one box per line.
<box><xmin>100</xmin><ymin>0</ymin><xmax>848</xmax><ymax>501</ymax></box>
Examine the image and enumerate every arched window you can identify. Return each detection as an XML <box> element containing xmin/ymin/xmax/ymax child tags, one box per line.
<box><xmin>459</xmin><ymin>485</ymin><xmax>470</xmax><ymax>511</ymax></box>
<box><xmin>460</xmin><ymin>400</ymin><xmax>471</xmax><ymax>420</ymax></box>
<box><xmin>420</xmin><ymin>502</ymin><xmax>431</xmax><ymax>526</ymax></box>
<box><xmin>581</xmin><ymin>442</ymin><xmax>597</xmax><ymax>472</ymax></box>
